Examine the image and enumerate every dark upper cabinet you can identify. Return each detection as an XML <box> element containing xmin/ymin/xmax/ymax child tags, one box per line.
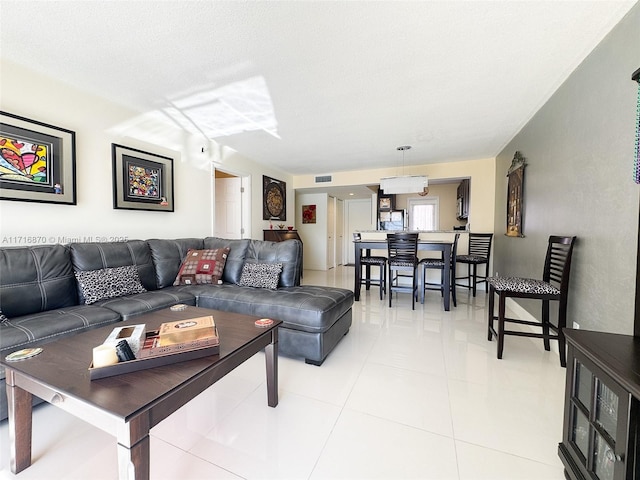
<box><xmin>377</xmin><ymin>191</ymin><xmax>396</xmax><ymax>229</ymax></box>
<box><xmin>457</xmin><ymin>179</ymin><xmax>470</xmax><ymax>220</ymax></box>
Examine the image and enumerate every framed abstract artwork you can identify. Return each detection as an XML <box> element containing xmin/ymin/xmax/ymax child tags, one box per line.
<box><xmin>112</xmin><ymin>144</ymin><xmax>174</xmax><ymax>212</ymax></box>
<box><xmin>0</xmin><ymin>111</ymin><xmax>76</xmax><ymax>205</ymax></box>
<box><xmin>506</xmin><ymin>151</ymin><xmax>526</xmax><ymax>237</ymax></box>
<box><xmin>302</xmin><ymin>204</ymin><xmax>316</xmax><ymax>223</ymax></box>
<box><xmin>263</xmin><ymin>175</ymin><xmax>286</xmax><ymax>220</ymax></box>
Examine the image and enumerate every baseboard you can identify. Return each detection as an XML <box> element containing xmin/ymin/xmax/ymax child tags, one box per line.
<box><xmin>504</xmin><ymin>298</ymin><xmax>560</xmax><ymax>355</ymax></box>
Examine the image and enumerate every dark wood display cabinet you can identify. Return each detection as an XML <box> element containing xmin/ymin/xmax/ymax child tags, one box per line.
<box><xmin>558</xmin><ymin>329</ymin><xmax>640</xmax><ymax>480</ymax></box>
<box><xmin>263</xmin><ymin>229</ymin><xmax>302</xmax><ymax>244</ymax></box>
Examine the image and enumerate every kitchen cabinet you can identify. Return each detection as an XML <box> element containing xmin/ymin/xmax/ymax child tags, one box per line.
<box><xmin>376</xmin><ymin>192</ymin><xmax>396</xmax><ymax>229</ymax></box>
<box><xmin>457</xmin><ymin>179</ymin><xmax>470</xmax><ymax>220</ymax></box>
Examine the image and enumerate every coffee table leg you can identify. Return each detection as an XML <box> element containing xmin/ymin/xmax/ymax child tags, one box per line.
<box><xmin>117</xmin><ymin>416</ymin><xmax>150</xmax><ymax>480</ymax></box>
<box><xmin>6</xmin><ymin>370</ymin><xmax>33</xmax><ymax>474</ymax></box>
<box><xmin>265</xmin><ymin>329</ymin><xmax>279</xmax><ymax>407</ymax></box>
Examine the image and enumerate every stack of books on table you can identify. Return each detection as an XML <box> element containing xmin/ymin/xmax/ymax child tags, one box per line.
<box><xmin>138</xmin><ymin>315</ymin><xmax>219</xmax><ymax>358</ymax></box>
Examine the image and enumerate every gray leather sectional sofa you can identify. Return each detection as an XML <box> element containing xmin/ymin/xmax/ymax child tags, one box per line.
<box><xmin>0</xmin><ymin>237</ymin><xmax>354</xmax><ymax>421</ymax></box>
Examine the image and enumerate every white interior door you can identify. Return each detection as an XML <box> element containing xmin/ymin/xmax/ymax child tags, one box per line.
<box><xmin>214</xmin><ymin>176</ymin><xmax>242</xmax><ymax>238</ymax></box>
<box><xmin>327</xmin><ymin>196</ymin><xmax>336</xmax><ymax>269</ymax></box>
<box><xmin>345</xmin><ymin>198</ymin><xmax>375</xmax><ymax>264</ymax></box>
<box><xmin>336</xmin><ymin>198</ymin><xmax>344</xmax><ymax>265</ymax></box>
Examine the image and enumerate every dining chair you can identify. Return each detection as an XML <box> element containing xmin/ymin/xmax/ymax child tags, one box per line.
<box><xmin>387</xmin><ymin>232</ymin><xmax>419</xmax><ymax>309</ymax></box>
<box><xmin>419</xmin><ymin>233</ymin><xmax>459</xmax><ymax>307</ymax></box>
<box><xmin>353</xmin><ymin>232</ymin><xmax>387</xmax><ymax>300</ymax></box>
<box><xmin>456</xmin><ymin>233</ymin><xmax>493</xmax><ymax>296</ymax></box>
<box><xmin>487</xmin><ymin>235</ymin><xmax>576</xmax><ymax>367</ymax></box>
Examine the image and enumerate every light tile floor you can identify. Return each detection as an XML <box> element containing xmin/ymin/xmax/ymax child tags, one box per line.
<box><xmin>0</xmin><ymin>266</ymin><xmax>567</xmax><ymax>479</ymax></box>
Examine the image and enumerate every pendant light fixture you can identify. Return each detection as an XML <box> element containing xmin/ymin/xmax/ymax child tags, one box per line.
<box><xmin>379</xmin><ymin>146</ymin><xmax>428</xmax><ymax>194</ymax></box>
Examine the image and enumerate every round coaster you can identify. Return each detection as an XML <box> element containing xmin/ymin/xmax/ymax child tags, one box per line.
<box><xmin>255</xmin><ymin>318</ymin><xmax>274</xmax><ymax>328</ymax></box>
<box><xmin>170</xmin><ymin>304</ymin><xmax>188</xmax><ymax>311</ymax></box>
<box><xmin>6</xmin><ymin>347</ymin><xmax>43</xmax><ymax>362</ymax></box>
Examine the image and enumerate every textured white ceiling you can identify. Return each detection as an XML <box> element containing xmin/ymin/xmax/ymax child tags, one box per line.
<box><xmin>1</xmin><ymin>1</ymin><xmax>637</xmax><ymax>176</ymax></box>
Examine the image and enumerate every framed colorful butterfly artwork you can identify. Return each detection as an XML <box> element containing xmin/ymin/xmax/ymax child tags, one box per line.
<box><xmin>0</xmin><ymin>111</ymin><xmax>76</xmax><ymax>205</ymax></box>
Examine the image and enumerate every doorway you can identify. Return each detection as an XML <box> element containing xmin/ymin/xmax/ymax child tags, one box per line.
<box><xmin>344</xmin><ymin>198</ymin><xmax>375</xmax><ymax>265</ymax></box>
<box><xmin>214</xmin><ymin>169</ymin><xmax>251</xmax><ymax>239</ymax></box>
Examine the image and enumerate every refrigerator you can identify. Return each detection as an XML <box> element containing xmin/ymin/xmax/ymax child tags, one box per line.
<box><xmin>379</xmin><ymin>210</ymin><xmax>405</xmax><ymax>230</ymax></box>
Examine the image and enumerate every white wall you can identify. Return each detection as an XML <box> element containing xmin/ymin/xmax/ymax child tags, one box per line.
<box><xmin>493</xmin><ymin>4</ymin><xmax>640</xmax><ymax>335</ymax></box>
<box><xmin>0</xmin><ymin>60</ymin><xmax>293</xmax><ymax>244</ymax></box>
<box><xmin>293</xmin><ymin>157</ymin><xmax>496</xmax><ymax>234</ymax></box>
<box><xmin>295</xmin><ymin>192</ymin><xmax>328</xmax><ymax>270</ymax></box>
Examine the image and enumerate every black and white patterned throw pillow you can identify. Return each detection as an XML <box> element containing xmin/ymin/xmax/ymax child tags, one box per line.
<box><xmin>75</xmin><ymin>265</ymin><xmax>147</xmax><ymax>304</ymax></box>
<box><xmin>238</xmin><ymin>262</ymin><xmax>283</xmax><ymax>290</ymax></box>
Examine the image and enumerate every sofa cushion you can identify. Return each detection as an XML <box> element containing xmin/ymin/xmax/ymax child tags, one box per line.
<box><xmin>147</xmin><ymin>238</ymin><xmax>205</xmax><ymax>288</ymax></box>
<box><xmin>193</xmin><ymin>284</ymin><xmax>353</xmax><ymax>334</ymax></box>
<box><xmin>203</xmin><ymin>237</ymin><xmax>251</xmax><ymax>284</ymax></box>
<box><xmin>174</xmin><ymin>248</ymin><xmax>229</xmax><ymax>286</ymax></box>
<box><xmin>0</xmin><ymin>305</ymin><xmax>121</xmax><ymax>357</ymax></box>
<box><xmin>238</xmin><ymin>262</ymin><xmax>282</xmax><ymax>290</ymax></box>
<box><xmin>75</xmin><ymin>265</ymin><xmax>147</xmax><ymax>304</ymax></box>
<box><xmin>69</xmin><ymin>241</ymin><xmax>157</xmax><ymax>300</ymax></box>
<box><xmin>0</xmin><ymin>245</ymin><xmax>78</xmax><ymax>317</ymax></box>
<box><xmin>93</xmin><ymin>288</ymin><xmax>197</xmax><ymax>321</ymax></box>
<box><xmin>245</xmin><ymin>239</ymin><xmax>301</xmax><ymax>287</ymax></box>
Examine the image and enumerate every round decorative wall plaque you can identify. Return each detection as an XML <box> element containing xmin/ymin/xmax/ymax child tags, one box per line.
<box><xmin>265</xmin><ymin>182</ymin><xmax>284</xmax><ymax>218</ymax></box>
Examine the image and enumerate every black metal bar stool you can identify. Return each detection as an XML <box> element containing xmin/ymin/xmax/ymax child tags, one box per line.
<box><xmin>420</xmin><ymin>233</ymin><xmax>459</xmax><ymax>307</ymax></box>
<box><xmin>456</xmin><ymin>233</ymin><xmax>493</xmax><ymax>296</ymax></box>
<box><xmin>387</xmin><ymin>232</ymin><xmax>419</xmax><ymax>309</ymax></box>
<box><xmin>353</xmin><ymin>233</ymin><xmax>387</xmax><ymax>300</ymax></box>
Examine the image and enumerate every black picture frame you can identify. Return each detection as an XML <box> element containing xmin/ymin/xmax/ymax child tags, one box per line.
<box><xmin>112</xmin><ymin>144</ymin><xmax>174</xmax><ymax>212</ymax></box>
<box><xmin>263</xmin><ymin>175</ymin><xmax>286</xmax><ymax>220</ymax></box>
<box><xmin>0</xmin><ymin>111</ymin><xmax>76</xmax><ymax>205</ymax></box>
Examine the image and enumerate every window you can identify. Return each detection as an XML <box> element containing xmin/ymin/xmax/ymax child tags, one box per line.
<box><xmin>408</xmin><ymin>197</ymin><xmax>439</xmax><ymax>231</ymax></box>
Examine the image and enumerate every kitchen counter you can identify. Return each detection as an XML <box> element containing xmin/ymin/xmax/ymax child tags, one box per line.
<box><xmin>356</xmin><ymin>230</ymin><xmax>468</xmax><ymax>233</ymax></box>
<box><xmin>353</xmin><ymin>230</ymin><xmax>470</xmax><ymax>255</ymax></box>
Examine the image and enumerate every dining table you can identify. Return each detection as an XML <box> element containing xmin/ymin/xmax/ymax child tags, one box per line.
<box><xmin>353</xmin><ymin>237</ymin><xmax>454</xmax><ymax>310</ymax></box>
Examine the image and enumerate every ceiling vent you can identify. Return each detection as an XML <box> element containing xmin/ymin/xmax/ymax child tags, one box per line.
<box><xmin>314</xmin><ymin>175</ymin><xmax>332</xmax><ymax>183</ymax></box>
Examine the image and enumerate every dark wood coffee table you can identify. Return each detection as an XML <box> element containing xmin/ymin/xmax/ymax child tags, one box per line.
<box><xmin>1</xmin><ymin>306</ymin><xmax>281</xmax><ymax>480</ymax></box>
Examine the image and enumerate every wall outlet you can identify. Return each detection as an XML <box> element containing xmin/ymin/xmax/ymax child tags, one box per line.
<box><xmin>573</xmin><ymin>322</ymin><xmax>580</xmax><ymax>329</ymax></box>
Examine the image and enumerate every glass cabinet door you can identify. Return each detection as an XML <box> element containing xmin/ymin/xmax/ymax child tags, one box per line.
<box><xmin>567</xmin><ymin>357</ymin><xmax>629</xmax><ymax>480</ymax></box>
<box><xmin>575</xmin><ymin>361</ymin><xmax>592</xmax><ymax>410</ymax></box>
<box><xmin>571</xmin><ymin>406</ymin><xmax>589</xmax><ymax>459</ymax></box>
<box><xmin>593</xmin><ymin>432</ymin><xmax>616</xmax><ymax>480</ymax></box>
<box><xmin>595</xmin><ymin>380</ymin><xmax>618</xmax><ymax>439</ymax></box>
